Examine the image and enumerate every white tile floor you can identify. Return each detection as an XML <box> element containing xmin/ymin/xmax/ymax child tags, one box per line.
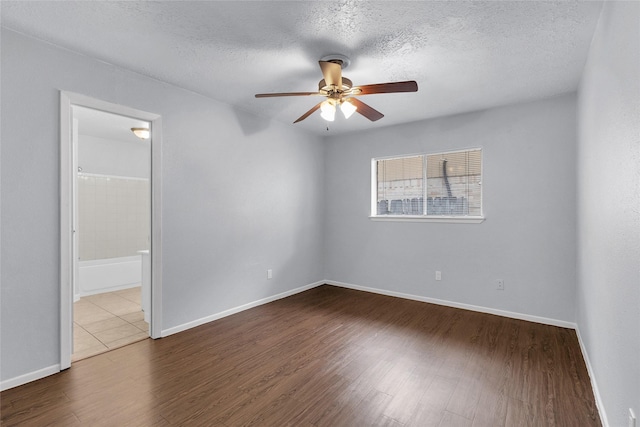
<box><xmin>73</xmin><ymin>287</ymin><xmax>148</xmax><ymax>361</ymax></box>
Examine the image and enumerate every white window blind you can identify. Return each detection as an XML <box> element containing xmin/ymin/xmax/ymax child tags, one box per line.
<box><xmin>374</xmin><ymin>148</ymin><xmax>482</xmax><ymax>218</ymax></box>
<box><xmin>376</xmin><ymin>155</ymin><xmax>423</xmax><ymax>215</ymax></box>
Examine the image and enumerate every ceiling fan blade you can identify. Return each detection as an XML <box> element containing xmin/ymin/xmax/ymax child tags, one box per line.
<box><xmin>349</xmin><ymin>98</ymin><xmax>384</xmax><ymax>122</ymax></box>
<box><xmin>255</xmin><ymin>92</ymin><xmax>322</xmax><ymax>98</ymax></box>
<box><xmin>353</xmin><ymin>80</ymin><xmax>418</xmax><ymax>95</ymax></box>
<box><xmin>293</xmin><ymin>102</ymin><xmax>323</xmax><ymax>123</ymax></box>
<box><xmin>319</xmin><ymin>61</ymin><xmax>342</xmax><ymax>88</ymax></box>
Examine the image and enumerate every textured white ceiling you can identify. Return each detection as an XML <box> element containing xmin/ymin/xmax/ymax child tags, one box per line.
<box><xmin>1</xmin><ymin>1</ymin><xmax>603</xmax><ymax>136</ymax></box>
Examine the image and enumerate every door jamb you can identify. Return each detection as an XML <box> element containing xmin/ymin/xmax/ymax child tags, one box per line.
<box><xmin>60</xmin><ymin>91</ymin><xmax>163</xmax><ymax>370</ymax></box>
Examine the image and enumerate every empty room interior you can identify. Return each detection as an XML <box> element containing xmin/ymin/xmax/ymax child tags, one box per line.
<box><xmin>0</xmin><ymin>1</ymin><xmax>638</xmax><ymax>426</ymax></box>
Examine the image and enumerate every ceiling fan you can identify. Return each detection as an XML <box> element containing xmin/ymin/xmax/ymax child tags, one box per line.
<box><xmin>255</xmin><ymin>55</ymin><xmax>418</xmax><ymax>124</ymax></box>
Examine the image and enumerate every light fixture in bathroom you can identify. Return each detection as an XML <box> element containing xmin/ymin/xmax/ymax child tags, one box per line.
<box><xmin>131</xmin><ymin>127</ymin><xmax>150</xmax><ymax>140</ymax></box>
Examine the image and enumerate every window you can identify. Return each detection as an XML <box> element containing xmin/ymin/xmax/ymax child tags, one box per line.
<box><xmin>372</xmin><ymin>148</ymin><xmax>483</xmax><ymax>222</ymax></box>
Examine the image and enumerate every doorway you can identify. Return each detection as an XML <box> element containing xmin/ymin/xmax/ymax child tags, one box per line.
<box><xmin>60</xmin><ymin>92</ymin><xmax>163</xmax><ymax>369</ymax></box>
<box><xmin>72</xmin><ymin>106</ymin><xmax>150</xmax><ymax>360</ymax></box>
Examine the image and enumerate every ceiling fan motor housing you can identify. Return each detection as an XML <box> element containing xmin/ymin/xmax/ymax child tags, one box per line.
<box><xmin>319</xmin><ymin>77</ymin><xmax>353</xmax><ymax>94</ymax></box>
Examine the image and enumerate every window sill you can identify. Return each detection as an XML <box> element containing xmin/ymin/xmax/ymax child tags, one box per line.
<box><xmin>369</xmin><ymin>215</ymin><xmax>485</xmax><ymax>224</ymax></box>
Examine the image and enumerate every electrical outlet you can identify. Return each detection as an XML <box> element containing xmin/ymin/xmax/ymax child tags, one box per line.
<box><xmin>435</xmin><ymin>271</ymin><xmax>441</xmax><ymax>281</ymax></box>
<box><xmin>497</xmin><ymin>279</ymin><xmax>504</xmax><ymax>290</ymax></box>
<box><xmin>630</xmin><ymin>408</ymin><xmax>636</xmax><ymax>427</ymax></box>
<box><xmin>267</xmin><ymin>269</ymin><xmax>273</xmax><ymax>279</ymax></box>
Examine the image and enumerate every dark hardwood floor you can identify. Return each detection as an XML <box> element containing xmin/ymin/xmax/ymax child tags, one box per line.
<box><xmin>1</xmin><ymin>285</ymin><xmax>601</xmax><ymax>426</ymax></box>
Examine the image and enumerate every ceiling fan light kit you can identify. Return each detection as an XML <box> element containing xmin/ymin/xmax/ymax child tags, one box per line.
<box><xmin>255</xmin><ymin>55</ymin><xmax>418</xmax><ymax>124</ymax></box>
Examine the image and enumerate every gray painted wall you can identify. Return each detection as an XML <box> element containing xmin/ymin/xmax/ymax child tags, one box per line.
<box><xmin>0</xmin><ymin>29</ymin><xmax>325</xmax><ymax>381</ymax></box>
<box><xmin>323</xmin><ymin>94</ymin><xmax>577</xmax><ymax>323</ymax></box>
<box><xmin>577</xmin><ymin>1</ymin><xmax>640</xmax><ymax>425</ymax></box>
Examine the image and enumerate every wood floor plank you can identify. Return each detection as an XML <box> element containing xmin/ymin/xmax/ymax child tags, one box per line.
<box><xmin>0</xmin><ymin>285</ymin><xmax>601</xmax><ymax>426</ymax></box>
<box><xmin>1</xmin><ymin>403</ymin><xmax>83</xmax><ymax>427</ymax></box>
<box><xmin>440</xmin><ymin>410</ymin><xmax>473</xmax><ymax>427</ymax></box>
<box><xmin>505</xmin><ymin>396</ymin><xmax>538</xmax><ymax>426</ymax></box>
<box><xmin>409</xmin><ymin>374</ymin><xmax>459</xmax><ymax>426</ymax></box>
<box><xmin>318</xmin><ymin>388</ymin><xmax>393</xmax><ymax>427</ymax></box>
<box><xmin>383</xmin><ymin>363</ymin><xmax>435</xmax><ymax>424</ymax></box>
<box><xmin>471</xmin><ymin>388</ymin><xmax>508</xmax><ymax>427</ymax></box>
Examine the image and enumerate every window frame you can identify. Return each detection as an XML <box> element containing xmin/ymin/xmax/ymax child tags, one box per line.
<box><xmin>370</xmin><ymin>148</ymin><xmax>485</xmax><ymax>223</ymax></box>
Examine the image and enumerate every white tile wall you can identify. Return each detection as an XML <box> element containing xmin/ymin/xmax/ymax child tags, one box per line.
<box><xmin>78</xmin><ymin>174</ymin><xmax>149</xmax><ymax>261</ymax></box>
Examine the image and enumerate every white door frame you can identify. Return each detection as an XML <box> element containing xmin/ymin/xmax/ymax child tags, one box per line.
<box><xmin>60</xmin><ymin>91</ymin><xmax>163</xmax><ymax>370</ymax></box>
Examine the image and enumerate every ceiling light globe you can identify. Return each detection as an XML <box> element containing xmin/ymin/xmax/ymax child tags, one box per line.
<box><xmin>131</xmin><ymin>127</ymin><xmax>150</xmax><ymax>139</ymax></box>
<box><xmin>340</xmin><ymin>100</ymin><xmax>357</xmax><ymax>119</ymax></box>
<box><xmin>320</xmin><ymin>100</ymin><xmax>336</xmax><ymax>122</ymax></box>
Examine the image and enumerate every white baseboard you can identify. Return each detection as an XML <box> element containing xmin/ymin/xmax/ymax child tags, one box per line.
<box><xmin>161</xmin><ymin>280</ymin><xmax>325</xmax><ymax>337</ymax></box>
<box><xmin>325</xmin><ymin>280</ymin><xmax>577</xmax><ymax>329</ymax></box>
<box><xmin>0</xmin><ymin>364</ymin><xmax>61</xmax><ymax>392</ymax></box>
<box><xmin>575</xmin><ymin>326</ymin><xmax>609</xmax><ymax>427</ymax></box>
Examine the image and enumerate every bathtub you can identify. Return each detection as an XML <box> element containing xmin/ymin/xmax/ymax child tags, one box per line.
<box><xmin>78</xmin><ymin>255</ymin><xmax>142</xmax><ymax>297</ymax></box>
